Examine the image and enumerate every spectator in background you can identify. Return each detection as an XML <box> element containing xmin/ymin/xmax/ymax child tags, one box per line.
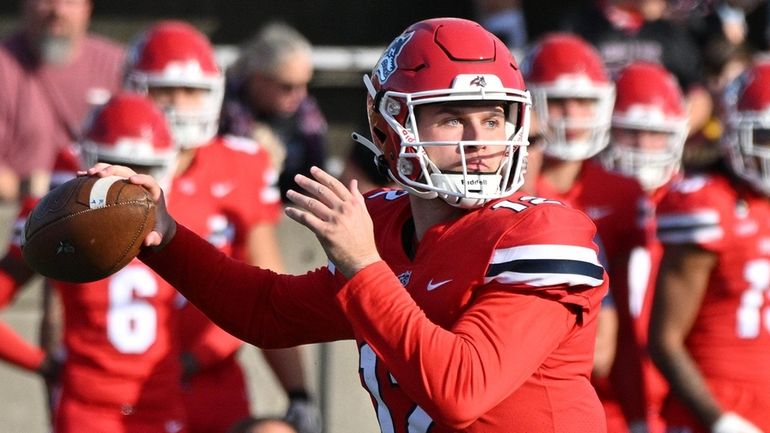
<box><xmin>124</xmin><ymin>21</ymin><xmax>320</xmax><ymax>433</ymax></box>
<box><xmin>221</xmin><ymin>22</ymin><xmax>328</xmax><ymax>203</ymax></box>
<box><xmin>560</xmin><ymin>0</ymin><xmax>713</xmax><ymax>137</ymax></box>
<box><xmin>682</xmin><ymin>37</ymin><xmax>752</xmax><ymax>173</ymax></box>
<box><xmin>0</xmin><ymin>0</ymin><xmax>124</xmax><ymax>201</ymax></box>
<box><xmin>472</xmin><ymin>0</ymin><xmax>528</xmax><ymax>59</ymax></box>
<box><xmin>649</xmin><ymin>60</ymin><xmax>770</xmax><ymax>433</ymax></box>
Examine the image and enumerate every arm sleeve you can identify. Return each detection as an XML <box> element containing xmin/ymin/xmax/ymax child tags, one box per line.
<box><xmin>335</xmin><ymin>261</ymin><xmax>582</xmax><ymax>428</ymax></box>
<box><xmin>183</xmin><ymin>305</ymin><xmax>243</xmax><ymax>368</ymax></box>
<box><xmin>141</xmin><ymin>223</ymin><xmax>353</xmax><ymax>348</ymax></box>
<box><xmin>0</xmin><ymin>320</ymin><xmax>45</xmax><ymax>371</ymax></box>
<box><xmin>0</xmin><ymin>246</ymin><xmax>44</xmax><ymax>371</ymax></box>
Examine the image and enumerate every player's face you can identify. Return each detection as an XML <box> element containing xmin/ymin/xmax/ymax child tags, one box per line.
<box><xmin>612</xmin><ymin>127</ymin><xmax>669</xmax><ymax>153</ymax></box>
<box><xmin>416</xmin><ymin>103</ymin><xmax>508</xmax><ymax>173</ymax></box>
<box><xmin>247</xmin><ymin>54</ymin><xmax>313</xmax><ymax>118</ymax></box>
<box><xmin>147</xmin><ymin>86</ymin><xmax>208</xmax><ymax>113</ymax></box>
<box><xmin>546</xmin><ymin>97</ymin><xmax>598</xmax><ymax>142</ymax></box>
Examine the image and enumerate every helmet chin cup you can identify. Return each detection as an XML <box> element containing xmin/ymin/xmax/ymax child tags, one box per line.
<box><xmin>165</xmin><ymin>108</ymin><xmax>219</xmax><ymax>149</ymax></box>
<box><xmin>430</xmin><ymin>172</ymin><xmax>503</xmax><ymax>208</ymax></box>
<box><xmin>543</xmin><ymin>137</ymin><xmax>604</xmax><ymax>161</ymax></box>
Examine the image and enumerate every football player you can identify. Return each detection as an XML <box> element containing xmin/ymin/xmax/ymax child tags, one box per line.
<box><xmin>90</xmin><ymin>18</ymin><xmax>609</xmax><ymax>433</ymax></box>
<box><xmin>522</xmin><ymin>32</ymin><xmax>650</xmax><ymax>433</ymax></box>
<box><xmin>0</xmin><ymin>93</ymin><xmax>188</xmax><ymax>433</ymax></box>
<box><xmin>599</xmin><ymin>61</ymin><xmax>690</xmax><ymax>433</ymax></box>
<box><xmin>649</xmin><ymin>61</ymin><xmax>770</xmax><ymax>433</ymax></box>
<box><xmin>122</xmin><ymin>21</ymin><xmax>320</xmax><ymax>433</ymax></box>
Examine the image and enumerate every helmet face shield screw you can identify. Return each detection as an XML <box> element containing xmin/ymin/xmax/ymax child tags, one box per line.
<box><xmin>398</xmin><ymin>158</ymin><xmax>413</xmax><ymax>176</ymax></box>
<box><xmin>386</xmin><ymin>98</ymin><xmax>401</xmax><ymax>116</ymax></box>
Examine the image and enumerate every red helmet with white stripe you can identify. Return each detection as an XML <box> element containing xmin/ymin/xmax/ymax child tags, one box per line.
<box><xmin>81</xmin><ymin>92</ymin><xmax>177</xmax><ymax>182</ymax></box>
<box><xmin>356</xmin><ymin>18</ymin><xmax>532</xmax><ymax>209</ymax></box>
<box><xmin>524</xmin><ymin>33</ymin><xmax>615</xmax><ymax>161</ymax></box>
<box><xmin>602</xmin><ymin>62</ymin><xmax>688</xmax><ymax>191</ymax></box>
<box><xmin>724</xmin><ymin>61</ymin><xmax>770</xmax><ymax>195</ymax></box>
<box><xmin>124</xmin><ymin>20</ymin><xmax>223</xmax><ymax>149</ymax></box>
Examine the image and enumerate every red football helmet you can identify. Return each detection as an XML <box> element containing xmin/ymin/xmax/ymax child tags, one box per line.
<box><xmin>524</xmin><ymin>33</ymin><xmax>615</xmax><ymax>161</ymax></box>
<box><xmin>354</xmin><ymin>18</ymin><xmax>531</xmax><ymax>208</ymax></box>
<box><xmin>123</xmin><ymin>20</ymin><xmax>223</xmax><ymax>149</ymax></box>
<box><xmin>81</xmin><ymin>92</ymin><xmax>177</xmax><ymax>182</ymax></box>
<box><xmin>724</xmin><ymin>61</ymin><xmax>770</xmax><ymax>195</ymax></box>
<box><xmin>601</xmin><ymin>62</ymin><xmax>688</xmax><ymax>191</ymax></box>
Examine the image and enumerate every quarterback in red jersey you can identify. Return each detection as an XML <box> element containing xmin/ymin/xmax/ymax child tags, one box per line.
<box><xmin>600</xmin><ymin>62</ymin><xmax>690</xmax><ymax>433</ymax></box>
<box><xmin>648</xmin><ymin>62</ymin><xmax>770</xmax><ymax>433</ymax></box>
<box><xmin>123</xmin><ymin>21</ymin><xmax>319</xmax><ymax>433</ymax></box>
<box><xmin>89</xmin><ymin>18</ymin><xmax>609</xmax><ymax>433</ymax></box>
<box><xmin>523</xmin><ymin>33</ymin><xmax>648</xmax><ymax>433</ymax></box>
<box><xmin>0</xmin><ymin>93</ymin><xmax>188</xmax><ymax>433</ymax></box>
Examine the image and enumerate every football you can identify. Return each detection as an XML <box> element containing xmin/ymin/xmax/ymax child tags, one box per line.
<box><xmin>22</xmin><ymin>176</ymin><xmax>156</xmax><ymax>283</ymax></box>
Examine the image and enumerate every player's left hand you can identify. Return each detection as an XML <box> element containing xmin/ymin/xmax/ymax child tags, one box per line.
<box><xmin>285</xmin><ymin>166</ymin><xmax>381</xmax><ymax>279</ymax></box>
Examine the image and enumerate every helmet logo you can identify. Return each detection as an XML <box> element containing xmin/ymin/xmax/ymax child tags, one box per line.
<box><xmin>470</xmin><ymin>76</ymin><xmax>487</xmax><ymax>87</ymax></box>
<box><xmin>374</xmin><ymin>31</ymin><xmax>414</xmax><ymax>84</ymax></box>
<box><xmin>397</xmin><ymin>270</ymin><xmax>412</xmax><ymax>287</ymax></box>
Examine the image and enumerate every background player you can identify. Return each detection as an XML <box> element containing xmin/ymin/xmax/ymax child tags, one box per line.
<box><xmin>599</xmin><ymin>61</ymin><xmax>690</xmax><ymax>433</ymax></box>
<box><xmin>0</xmin><ymin>92</ymin><xmax>188</xmax><ymax>433</ymax></box>
<box><xmin>123</xmin><ymin>21</ymin><xmax>320</xmax><ymax>433</ymax></box>
<box><xmin>649</xmin><ymin>60</ymin><xmax>770</xmax><ymax>433</ymax></box>
<box><xmin>91</xmin><ymin>17</ymin><xmax>608</xmax><ymax>433</ymax></box>
<box><xmin>522</xmin><ymin>32</ymin><xmax>649</xmax><ymax>433</ymax></box>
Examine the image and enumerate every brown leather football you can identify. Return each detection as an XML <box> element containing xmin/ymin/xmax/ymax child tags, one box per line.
<box><xmin>22</xmin><ymin>176</ymin><xmax>156</xmax><ymax>283</ymax></box>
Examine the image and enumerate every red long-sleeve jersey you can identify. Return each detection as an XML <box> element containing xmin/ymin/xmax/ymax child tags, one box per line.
<box><xmin>143</xmin><ymin>188</ymin><xmax>608</xmax><ymax>433</ymax></box>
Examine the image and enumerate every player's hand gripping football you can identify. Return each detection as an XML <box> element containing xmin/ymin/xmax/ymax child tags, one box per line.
<box><xmin>84</xmin><ymin>163</ymin><xmax>176</xmax><ymax>250</ymax></box>
<box><xmin>286</xmin><ymin>166</ymin><xmax>381</xmax><ymax>279</ymax></box>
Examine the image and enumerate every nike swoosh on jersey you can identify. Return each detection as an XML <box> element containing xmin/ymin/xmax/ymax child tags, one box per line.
<box><xmin>426</xmin><ymin>279</ymin><xmax>452</xmax><ymax>291</ymax></box>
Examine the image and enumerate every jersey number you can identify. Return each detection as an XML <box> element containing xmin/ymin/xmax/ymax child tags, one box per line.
<box><xmin>107</xmin><ymin>265</ymin><xmax>158</xmax><ymax>353</ymax></box>
<box><xmin>360</xmin><ymin>344</ymin><xmax>433</xmax><ymax>433</ymax></box>
<box><xmin>738</xmin><ymin>259</ymin><xmax>770</xmax><ymax>339</ymax></box>
<box><xmin>492</xmin><ymin>196</ymin><xmax>562</xmax><ymax>213</ymax></box>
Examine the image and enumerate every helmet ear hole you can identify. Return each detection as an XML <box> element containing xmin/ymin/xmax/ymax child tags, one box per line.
<box><xmin>373</xmin><ymin>127</ymin><xmax>388</xmax><ymax>145</ymax></box>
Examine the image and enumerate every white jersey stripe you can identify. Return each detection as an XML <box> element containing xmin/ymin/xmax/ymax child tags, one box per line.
<box><xmin>656</xmin><ymin>209</ymin><xmax>720</xmax><ymax>229</ymax></box>
<box><xmin>487</xmin><ymin>244</ymin><xmax>604</xmax><ymax>288</ymax></box>
<box><xmin>485</xmin><ymin>271</ymin><xmax>604</xmax><ymax>287</ymax></box>
<box><xmin>491</xmin><ymin>244</ymin><xmax>601</xmax><ymax>266</ymax></box>
<box><xmin>658</xmin><ymin>226</ymin><xmax>724</xmax><ymax>244</ymax></box>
